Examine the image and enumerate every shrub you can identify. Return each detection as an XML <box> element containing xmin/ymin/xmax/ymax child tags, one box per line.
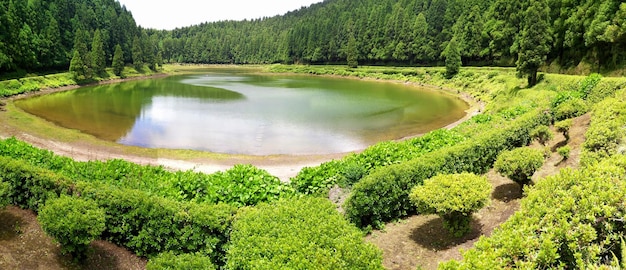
<box><xmin>409</xmin><ymin>173</ymin><xmax>491</xmax><ymax>237</ymax></box>
<box><xmin>226</xmin><ymin>197</ymin><xmax>384</xmax><ymax>269</ymax></box>
<box><xmin>38</xmin><ymin>196</ymin><xmax>106</xmax><ymax>260</ymax></box>
<box><xmin>441</xmin><ymin>156</ymin><xmax>626</xmax><ymax>269</ymax></box>
<box><xmin>344</xmin><ymin>110</ymin><xmax>548</xmax><ymax>229</ymax></box>
<box><xmin>555</xmin><ymin>119</ymin><xmax>573</xmax><ymax>141</ymax></box>
<box><xmin>557</xmin><ymin>146</ymin><xmax>571</xmax><ymax>160</ymax></box>
<box><xmin>530</xmin><ymin>125</ymin><xmax>553</xmax><ymax>145</ymax></box>
<box><xmin>494</xmin><ymin>147</ymin><xmax>545</xmax><ymax>191</ymax></box>
<box><xmin>147</xmin><ymin>252</ymin><xmax>216</xmax><ymax>270</ymax></box>
<box><xmin>553</xmin><ymin>97</ymin><xmax>588</xmax><ymax>120</ymax></box>
<box><xmin>580</xmin><ymin>97</ymin><xmax>626</xmax><ymax>166</ymax></box>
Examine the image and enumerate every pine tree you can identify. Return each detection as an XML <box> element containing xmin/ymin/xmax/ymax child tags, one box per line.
<box><xmin>69</xmin><ymin>50</ymin><xmax>86</xmax><ymax>80</ymax></box>
<box><xmin>132</xmin><ymin>35</ymin><xmax>143</xmax><ymax>71</ymax></box>
<box><xmin>72</xmin><ymin>29</ymin><xmax>92</xmax><ymax>79</ymax></box>
<box><xmin>516</xmin><ymin>0</ymin><xmax>551</xmax><ymax>87</ymax></box>
<box><xmin>112</xmin><ymin>44</ymin><xmax>124</xmax><ymax>76</ymax></box>
<box><xmin>346</xmin><ymin>33</ymin><xmax>358</xmax><ymax>68</ymax></box>
<box><xmin>91</xmin><ymin>29</ymin><xmax>106</xmax><ymax>76</ymax></box>
<box><xmin>443</xmin><ymin>37</ymin><xmax>462</xmax><ymax>78</ymax></box>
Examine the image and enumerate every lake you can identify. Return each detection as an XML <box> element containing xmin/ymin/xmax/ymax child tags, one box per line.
<box><xmin>16</xmin><ymin>71</ymin><xmax>468</xmax><ymax>155</ymax></box>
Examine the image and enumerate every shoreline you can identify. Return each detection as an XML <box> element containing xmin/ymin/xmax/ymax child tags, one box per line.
<box><xmin>0</xmin><ymin>66</ymin><xmax>483</xmax><ymax>181</ymax></box>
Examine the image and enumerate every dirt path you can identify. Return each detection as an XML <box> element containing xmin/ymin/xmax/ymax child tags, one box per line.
<box><xmin>367</xmin><ymin>113</ymin><xmax>590</xmax><ymax>270</ymax></box>
<box><xmin>0</xmin><ymin>206</ymin><xmax>146</xmax><ymax>270</ymax></box>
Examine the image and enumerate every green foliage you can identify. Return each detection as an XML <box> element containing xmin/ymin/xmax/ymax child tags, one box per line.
<box><xmin>147</xmin><ymin>252</ymin><xmax>216</xmax><ymax>270</ymax></box>
<box><xmin>443</xmin><ymin>37</ymin><xmax>462</xmax><ymax>78</ymax></box>
<box><xmin>409</xmin><ymin>173</ymin><xmax>491</xmax><ymax>237</ymax></box>
<box><xmin>132</xmin><ymin>36</ymin><xmax>144</xmax><ymax>71</ymax></box>
<box><xmin>0</xmin><ymin>156</ymin><xmax>72</xmax><ymax>212</ymax></box>
<box><xmin>226</xmin><ymin>197</ymin><xmax>384</xmax><ymax>269</ymax></box>
<box><xmin>345</xmin><ymin>110</ymin><xmax>548</xmax><ymax>229</ymax></box>
<box><xmin>290</xmin><ymin>129</ymin><xmax>465</xmax><ymax>195</ymax></box>
<box><xmin>0</xmin><ymin>138</ymin><xmax>293</xmax><ymax>208</ymax></box>
<box><xmin>346</xmin><ymin>34</ymin><xmax>358</xmax><ymax>68</ymax></box>
<box><xmin>38</xmin><ymin>196</ymin><xmax>106</xmax><ymax>260</ymax></box>
<box><xmin>530</xmin><ymin>125</ymin><xmax>553</xmax><ymax>145</ymax></box>
<box><xmin>69</xmin><ymin>50</ymin><xmax>87</xmax><ymax>80</ymax></box>
<box><xmin>494</xmin><ymin>147</ymin><xmax>545</xmax><ymax>190</ymax></box>
<box><xmin>553</xmin><ymin>97</ymin><xmax>588</xmax><ymax>121</ymax></box>
<box><xmin>516</xmin><ymin>0</ymin><xmax>551</xmax><ymax>86</ymax></box>
<box><xmin>578</xmin><ymin>73</ymin><xmax>602</xmax><ymax>99</ymax></box>
<box><xmin>91</xmin><ymin>29</ymin><xmax>106</xmax><ymax>76</ymax></box>
<box><xmin>581</xmin><ymin>96</ymin><xmax>626</xmax><ymax>166</ymax></box>
<box><xmin>555</xmin><ymin>119</ymin><xmax>573</xmax><ymax>141</ymax></box>
<box><xmin>557</xmin><ymin>146</ymin><xmax>571</xmax><ymax>160</ymax></box>
<box><xmin>441</xmin><ymin>156</ymin><xmax>626</xmax><ymax>269</ymax></box>
<box><xmin>113</xmin><ymin>44</ymin><xmax>125</xmax><ymax>77</ymax></box>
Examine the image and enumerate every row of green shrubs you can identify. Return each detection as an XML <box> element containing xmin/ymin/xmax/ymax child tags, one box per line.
<box><xmin>441</xmin><ymin>155</ymin><xmax>626</xmax><ymax>269</ymax></box>
<box><xmin>291</xmin><ymin>129</ymin><xmax>466</xmax><ymax>195</ymax></box>
<box><xmin>0</xmin><ymin>156</ymin><xmax>236</xmax><ymax>263</ymax></box>
<box><xmin>0</xmin><ymin>153</ymin><xmax>383</xmax><ymax>268</ymax></box>
<box><xmin>344</xmin><ymin>108</ymin><xmax>551</xmax><ymax>229</ymax></box>
<box><xmin>0</xmin><ymin>138</ymin><xmax>294</xmax><ymax>207</ymax></box>
<box><xmin>581</xmin><ymin>91</ymin><xmax>626</xmax><ymax>167</ymax></box>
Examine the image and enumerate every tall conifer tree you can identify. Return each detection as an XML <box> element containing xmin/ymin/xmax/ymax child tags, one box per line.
<box><xmin>516</xmin><ymin>0</ymin><xmax>551</xmax><ymax>86</ymax></box>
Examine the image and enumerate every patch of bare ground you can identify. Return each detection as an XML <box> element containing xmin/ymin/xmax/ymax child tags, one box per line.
<box><xmin>366</xmin><ymin>113</ymin><xmax>590</xmax><ymax>270</ymax></box>
<box><xmin>0</xmin><ymin>206</ymin><xmax>147</xmax><ymax>270</ymax></box>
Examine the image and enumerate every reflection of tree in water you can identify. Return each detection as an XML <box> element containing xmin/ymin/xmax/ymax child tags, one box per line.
<box><xmin>15</xmin><ymin>76</ymin><xmax>244</xmax><ymax>141</ymax></box>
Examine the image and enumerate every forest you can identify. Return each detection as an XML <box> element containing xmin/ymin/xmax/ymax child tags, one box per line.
<box><xmin>3</xmin><ymin>0</ymin><xmax>626</xmax><ymax>76</ymax></box>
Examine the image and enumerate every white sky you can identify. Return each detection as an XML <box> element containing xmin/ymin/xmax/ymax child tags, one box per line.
<box><xmin>116</xmin><ymin>0</ymin><xmax>324</xmax><ymax>30</ymax></box>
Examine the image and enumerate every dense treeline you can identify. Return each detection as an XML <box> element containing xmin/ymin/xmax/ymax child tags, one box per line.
<box><xmin>3</xmin><ymin>0</ymin><xmax>625</xmax><ymax>75</ymax></box>
<box><xmin>0</xmin><ymin>0</ymin><xmax>159</xmax><ymax>75</ymax></box>
<box><xmin>152</xmin><ymin>0</ymin><xmax>626</xmax><ymax>73</ymax></box>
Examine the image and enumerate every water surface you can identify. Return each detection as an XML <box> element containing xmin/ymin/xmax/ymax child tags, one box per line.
<box><xmin>16</xmin><ymin>72</ymin><xmax>468</xmax><ymax>155</ymax></box>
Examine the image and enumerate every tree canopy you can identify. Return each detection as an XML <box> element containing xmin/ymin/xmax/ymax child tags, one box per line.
<box><xmin>3</xmin><ymin>0</ymin><xmax>626</xmax><ymax>74</ymax></box>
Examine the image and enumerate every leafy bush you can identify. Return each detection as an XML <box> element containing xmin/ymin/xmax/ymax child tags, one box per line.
<box><xmin>555</xmin><ymin>119</ymin><xmax>573</xmax><ymax>141</ymax></box>
<box><xmin>409</xmin><ymin>173</ymin><xmax>491</xmax><ymax>237</ymax></box>
<box><xmin>0</xmin><ymin>138</ymin><xmax>293</xmax><ymax>207</ymax></box>
<box><xmin>441</xmin><ymin>156</ymin><xmax>626</xmax><ymax>269</ymax></box>
<box><xmin>581</xmin><ymin>96</ymin><xmax>626</xmax><ymax>166</ymax></box>
<box><xmin>0</xmin><ymin>156</ymin><xmax>73</xmax><ymax>212</ymax></box>
<box><xmin>38</xmin><ymin>196</ymin><xmax>106</xmax><ymax>260</ymax></box>
<box><xmin>530</xmin><ymin>125</ymin><xmax>553</xmax><ymax>145</ymax></box>
<box><xmin>553</xmin><ymin>97</ymin><xmax>588</xmax><ymax>121</ymax></box>
<box><xmin>578</xmin><ymin>73</ymin><xmax>602</xmax><ymax>99</ymax></box>
<box><xmin>345</xmin><ymin>110</ymin><xmax>548</xmax><ymax>229</ymax></box>
<box><xmin>290</xmin><ymin>129</ymin><xmax>464</xmax><ymax>195</ymax></box>
<box><xmin>226</xmin><ymin>197</ymin><xmax>384</xmax><ymax>269</ymax></box>
<box><xmin>494</xmin><ymin>147</ymin><xmax>545</xmax><ymax>191</ymax></box>
<box><xmin>557</xmin><ymin>146</ymin><xmax>571</xmax><ymax>160</ymax></box>
<box><xmin>77</xmin><ymin>182</ymin><xmax>236</xmax><ymax>263</ymax></box>
<box><xmin>147</xmin><ymin>252</ymin><xmax>216</xmax><ymax>270</ymax></box>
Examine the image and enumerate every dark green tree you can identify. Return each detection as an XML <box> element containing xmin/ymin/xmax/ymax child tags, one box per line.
<box><xmin>91</xmin><ymin>29</ymin><xmax>106</xmax><ymax>76</ymax></box>
<box><xmin>69</xmin><ymin>50</ymin><xmax>86</xmax><ymax>80</ymax></box>
<box><xmin>443</xmin><ymin>37</ymin><xmax>462</xmax><ymax>78</ymax></box>
<box><xmin>516</xmin><ymin>0</ymin><xmax>552</xmax><ymax>87</ymax></box>
<box><xmin>346</xmin><ymin>34</ymin><xmax>358</xmax><ymax>68</ymax></box>
<box><xmin>112</xmin><ymin>44</ymin><xmax>125</xmax><ymax>76</ymax></box>
<box><xmin>132</xmin><ymin>35</ymin><xmax>143</xmax><ymax>71</ymax></box>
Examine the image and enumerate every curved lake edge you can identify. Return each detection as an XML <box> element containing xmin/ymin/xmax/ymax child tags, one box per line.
<box><xmin>0</xmin><ymin>65</ymin><xmax>483</xmax><ymax>181</ymax></box>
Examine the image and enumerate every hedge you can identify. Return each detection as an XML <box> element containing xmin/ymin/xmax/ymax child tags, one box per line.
<box><xmin>0</xmin><ymin>156</ymin><xmax>236</xmax><ymax>265</ymax></box>
<box><xmin>226</xmin><ymin>197</ymin><xmax>384</xmax><ymax>269</ymax></box>
<box><xmin>440</xmin><ymin>155</ymin><xmax>626</xmax><ymax>269</ymax></box>
<box><xmin>344</xmin><ymin>109</ymin><xmax>550</xmax><ymax>229</ymax></box>
<box><xmin>146</xmin><ymin>252</ymin><xmax>216</xmax><ymax>270</ymax></box>
<box><xmin>0</xmin><ymin>137</ymin><xmax>293</xmax><ymax>207</ymax></box>
<box><xmin>581</xmin><ymin>94</ymin><xmax>626</xmax><ymax>167</ymax></box>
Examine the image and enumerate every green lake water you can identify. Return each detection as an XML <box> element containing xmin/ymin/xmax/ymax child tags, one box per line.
<box><xmin>16</xmin><ymin>72</ymin><xmax>468</xmax><ymax>155</ymax></box>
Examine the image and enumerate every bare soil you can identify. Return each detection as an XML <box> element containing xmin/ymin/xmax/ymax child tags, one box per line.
<box><xmin>366</xmin><ymin>113</ymin><xmax>590</xmax><ymax>270</ymax></box>
<box><xmin>0</xmin><ymin>206</ymin><xmax>146</xmax><ymax>270</ymax></box>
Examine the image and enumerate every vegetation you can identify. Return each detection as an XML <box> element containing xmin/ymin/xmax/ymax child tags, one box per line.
<box><xmin>37</xmin><ymin>196</ymin><xmax>106</xmax><ymax>261</ymax></box>
<box><xmin>443</xmin><ymin>37</ymin><xmax>462</xmax><ymax>78</ymax></box>
<box><xmin>226</xmin><ymin>197</ymin><xmax>384</xmax><ymax>269</ymax></box>
<box><xmin>530</xmin><ymin>125</ymin><xmax>553</xmax><ymax>145</ymax></box>
<box><xmin>555</xmin><ymin>119</ymin><xmax>573</xmax><ymax>141</ymax></box>
<box><xmin>409</xmin><ymin>173</ymin><xmax>491</xmax><ymax>237</ymax></box>
<box><xmin>442</xmin><ymin>155</ymin><xmax>626</xmax><ymax>269</ymax></box>
<box><xmin>494</xmin><ymin>147</ymin><xmax>545</xmax><ymax>191</ymax></box>
<box><xmin>557</xmin><ymin>146</ymin><xmax>571</xmax><ymax>160</ymax></box>
<box><xmin>147</xmin><ymin>252</ymin><xmax>216</xmax><ymax>270</ymax></box>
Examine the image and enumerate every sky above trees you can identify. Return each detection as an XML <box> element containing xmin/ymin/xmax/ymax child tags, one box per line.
<box><xmin>116</xmin><ymin>0</ymin><xmax>323</xmax><ymax>29</ymax></box>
